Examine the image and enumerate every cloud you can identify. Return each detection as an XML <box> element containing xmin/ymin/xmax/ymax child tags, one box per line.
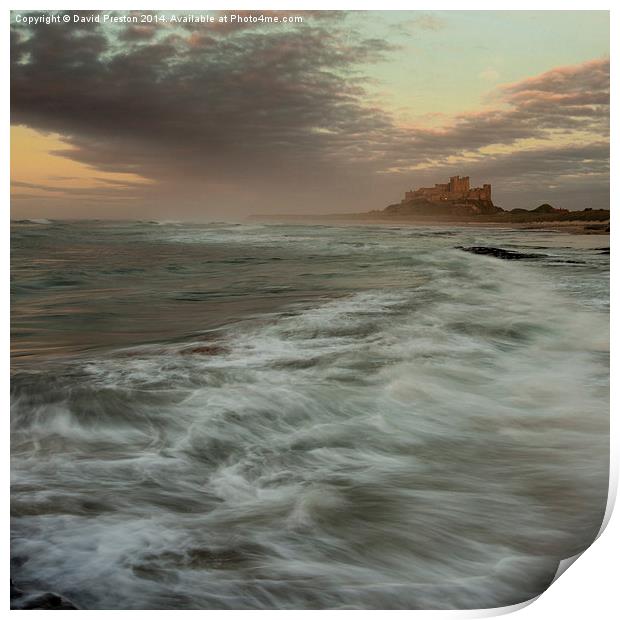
<box><xmin>10</xmin><ymin>11</ymin><xmax>609</xmax><ymax>215</ymax></box>
<box><xmin>378</xmin><ymin>58</ymin><xmax>609</xmax><ymax>179</ymax></box>
<box><xmin>12</xmin><ymin>12</ymin><xmax>392</xmax><ymax>173</ymax></box>
<box><xmin>391</xmin><ymin>14</ymin><xmax>445</xmax><ymax>35</ymax></box>
<box><xmin>11</xmin><ymin>179</ymin><xmax>144</xmax><ymax>199</ymax></box>
<box><xmin>118</xmin><ymin>23</ymin><xmax>159</xmax><ymax>41</ymax></box>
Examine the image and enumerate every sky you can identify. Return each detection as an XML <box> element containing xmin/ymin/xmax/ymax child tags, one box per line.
<box><xmin>10</xmin><ymin>10</ymin><xmax>610</xmax><ymax>219</ymax></box>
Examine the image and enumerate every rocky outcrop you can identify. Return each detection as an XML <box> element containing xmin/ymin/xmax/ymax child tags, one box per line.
<box><xmin>10</xmin><ymin>580</ymin><xmax>78</xmax><ymax>610</ymax></box>
<box><xmin>384</xmin><ymin>198</ymin><xmax>502</xmax><ymax>218</ymax></box>
<box><xmin>457</xmin><ymin>246</ymin><xmax>544</xmax><ymax>260</ymax></box>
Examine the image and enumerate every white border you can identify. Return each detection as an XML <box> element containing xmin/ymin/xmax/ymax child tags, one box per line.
<box><xmin>4</xmin><ymin>1</ymin><xmax>616</xmax><ymax>617</ymax></box>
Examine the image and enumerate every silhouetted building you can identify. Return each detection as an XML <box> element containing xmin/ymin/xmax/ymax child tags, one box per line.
<box><xmin>402</xmin><ymin>176</ymin><xmax>492</xmax><ymax>204</ymax></box>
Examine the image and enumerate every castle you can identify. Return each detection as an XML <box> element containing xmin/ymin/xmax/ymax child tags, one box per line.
<box><xmin>402</xmin><ymin>176</ymin><xmax>492</xmax><ymax>204</ymax></box>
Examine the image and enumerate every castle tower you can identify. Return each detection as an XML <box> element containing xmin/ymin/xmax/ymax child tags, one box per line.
<box><xmin>449</xmin><ymin>175</ymin><xmax>469</xmax><ymax>195</ymax></box>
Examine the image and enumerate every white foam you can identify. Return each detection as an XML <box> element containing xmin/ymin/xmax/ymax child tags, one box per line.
<box><xmin>11</xmin><ymin>228</ymin><xmax>609</xmax><ymax>609</ymax></box>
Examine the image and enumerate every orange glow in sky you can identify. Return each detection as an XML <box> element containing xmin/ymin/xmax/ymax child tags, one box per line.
<box><xmin>11</xmin><ymin>125</ymin><xmax>152</xmax><ymax>198</ymax></box>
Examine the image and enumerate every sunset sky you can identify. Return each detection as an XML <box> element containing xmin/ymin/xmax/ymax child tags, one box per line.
<box><xmin>10</xmin><ymin>10</ymin><xmax>609</xmax><ymax>219</ymax></box>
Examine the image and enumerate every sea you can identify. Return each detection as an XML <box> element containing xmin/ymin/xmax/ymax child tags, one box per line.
<box><xmin>10</xmin><ymin>219</ymin><xmax>610</xmax><ymax>610</ymax></box>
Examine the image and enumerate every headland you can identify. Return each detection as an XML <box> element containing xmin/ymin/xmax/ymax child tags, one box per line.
<box><xmin>253</xmin><ymin>175</ymin><xmax>610</xmax><ymax>234</ymax></box>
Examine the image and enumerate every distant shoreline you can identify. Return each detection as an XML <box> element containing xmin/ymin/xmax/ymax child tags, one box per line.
<box><xmin>249</xmin><ymin>213</ymin><xmax>610</xmax><ymax>235</ymax></box>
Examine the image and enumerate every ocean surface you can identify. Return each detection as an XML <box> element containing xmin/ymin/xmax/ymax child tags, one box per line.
<box><xmin>11</xmin><ymin>220</ymin><xmax>609</xmax><ymax>609</ymax></box>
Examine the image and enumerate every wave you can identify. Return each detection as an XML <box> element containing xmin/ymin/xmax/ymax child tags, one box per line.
<box><xmin>11</xmin><ymin>246</ymin><xmax>609</xmax><ymax>609</ymax></box>
<box><xmin>12</xmin><ymin>218</ymin><xmax>54</xmax><ymax>225</ymax></box>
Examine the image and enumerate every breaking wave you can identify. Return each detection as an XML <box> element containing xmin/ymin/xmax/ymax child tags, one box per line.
<box><xmin>11</xmin><ymin>222</ymin><xmax>609</xmax><ymax>609</ymax></box>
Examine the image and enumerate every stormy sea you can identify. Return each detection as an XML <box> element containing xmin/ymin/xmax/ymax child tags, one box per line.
<box><xmin>10</xmin><ymin>220</ymin><xmax>609</xmax><ymax>610</ymax></box>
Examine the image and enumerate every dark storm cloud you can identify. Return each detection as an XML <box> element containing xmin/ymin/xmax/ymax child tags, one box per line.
<box><xmin>11</xmin><ymin>11</ymin><xmax>395</xmax><ymax>183</ymax></box>
<box><xmin>118</xmin><ymin>23</ymin><xmax>159</xmax><ymax>41</ymax></box>
<box><xmin>10</xmin><ymin>11</ymin><xmax>609</xmax><ymax>214</ymax></box>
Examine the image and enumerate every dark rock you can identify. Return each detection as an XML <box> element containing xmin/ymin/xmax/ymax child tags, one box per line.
<box><xmin>180</xmin><ymin>344</ymin><xmax>227</xmax><ymax>356</ymax></box>
<box><xmin>11</xmin><ymin>587</ymin><xmax>74</xmax><ymax>609</ymax></box>
<box><xmin>457</xmin><ymin>246</ymin><xmax>544</xmax><ymax>260</ymax></box>
<box><xmin>14</xmin><ymin>593</ymin><xmax>78</xmax><ymax>610</ymax></box>
<box><xmin>10</xmin><ymin>580</ymin><xmax>78</xmax><ymax>610</ymax></box>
